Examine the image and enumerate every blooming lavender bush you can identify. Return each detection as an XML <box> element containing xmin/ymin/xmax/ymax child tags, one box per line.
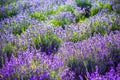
<box><xmin>0</xmin><ymin>0</ymin><xmax>120</xmax><ymax>80</ymax></box>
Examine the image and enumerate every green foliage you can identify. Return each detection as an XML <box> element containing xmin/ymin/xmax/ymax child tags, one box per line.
<box><xmin>97</xmin><ymin>2</ymin><xmax>112</xmax><ymax>10</ymax></box>
<box><xmin>0</xmin><ymin>8</ymin><xmax>17</xmax><ymax>20</ymax></box>
<box><xmin>2</xmin><ymin>41</ymin><xmax>16</xmax><ymax>61</ymax></box>
<box><xmin>54</xmin><ymin>5</ymin><xmax>75</xmax><ymax>14</ymax></box>
<box><xmin>75</xmin><ymin>14</ymin><xmax>86</xmax><ymax>23</ymax></box>
<box><xmin>75</xmin><ymin>0</ymin><xmax>92</xmax><ymax>8</ymax></box>
<box><xmin>30</xmin><ymin>5</ymin><xmax>75</xmax><ymax>21</ymax></box>
<box><xmin>111</xmin><ymin>20</ymin><xmax>120</xmax><ymax>31</ymax></box>
<box><xmin>91</xmin><ymin>20</ymin><xmax>108</xmax><ymax>35</ymax></box>
<box><xmin>0</xmin><ymin>0</ymin><xmax>16</xmax><ymax>6</ymax></box>
<box><xmin>12</xmin><ymin>21</ymin><xmax>30</xmax><ymax>35</ymax></box>
<box><xmin>32</xmin><ymin>31</ymin><xmax>62</xmax><ymax>54</ymax></box>
<box><xmin>6</xmin><ymin>8</ymin><xmax>17</xmax><ymax>16</ymax></box>
<box><xmin>49</xmin><ymin>17</ymin><xmax>72</xmax><ymax>29</ymax></box>
<box><xmin>30</xmin><ymin>11</ymin><xmax>47</xmax><ymax>21</ymax></box>
<box><xmin>90</xmin><ymin>7</ymin><xmax>99</xmax><ymax>16</ymax></box>
<box><xmin>75</xmin><ymin>0</ymin><xmax>92</xmax><ymax>18</ymax></box>
<box><xmin>71</xmin><ymin>31</ymin><xmax>89</xmax><ymax>43</ymax></box>
<box><xmin>48</xmin><ymin>5</ymin><xmax>75</xmax><ymax>15</ymax></box>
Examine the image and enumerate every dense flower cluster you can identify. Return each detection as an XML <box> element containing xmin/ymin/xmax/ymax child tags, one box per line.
<box><xmin>0</xmin><ymin>0</ymin><xmax>120</xmax><ymax>80</ymax></box>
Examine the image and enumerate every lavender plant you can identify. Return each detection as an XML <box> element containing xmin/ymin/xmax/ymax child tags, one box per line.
<box><xmin>32</xmin><ymin>31</ymin><xmax>62</xmax><ymax>54</ymax></box>
<box><xmin>0</xmin><ymin>0</ymin><xmax>120</xmax><ymax>80</ymax></box>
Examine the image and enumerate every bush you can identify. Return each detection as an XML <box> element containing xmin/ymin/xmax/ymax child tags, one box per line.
<box><xmin>67</xmin><ymin>47</ymin><xmax>120</xmax><ymax>79</ymax></box>
<box><xmin>32</xmin><ymin>31</ymin><xmax>62</xmax><ymax>55</ymax></box>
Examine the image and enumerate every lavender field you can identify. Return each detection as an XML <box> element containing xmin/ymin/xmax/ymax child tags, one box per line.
<box><xmin>0</xmin><ymin>0</ymin><xmax>120</xmax><ymax>80</ymax></box>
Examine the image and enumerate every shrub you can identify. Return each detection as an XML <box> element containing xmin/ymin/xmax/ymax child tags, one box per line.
<box><xmin>32</xmin><ymin>31</ymin><xmax>62</xmax><ymax>54</ymax></box>
<box><xmin>67</xmin><ymin>47</ymin><xmax>120</xmax><ymax>79</ymax></box>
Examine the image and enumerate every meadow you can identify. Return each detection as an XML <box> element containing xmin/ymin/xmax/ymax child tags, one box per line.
<box><xmin>0</xmin><ymin>0</ymin><xmax>120</xmax><ymax>80</ymax></box>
